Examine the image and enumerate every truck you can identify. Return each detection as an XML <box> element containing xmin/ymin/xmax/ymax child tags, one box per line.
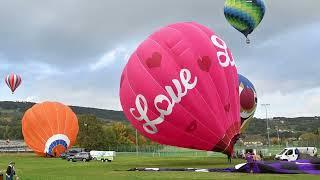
<box><xmin>89</xmin><ymin>151</ymin><xmax>116</xmax><ymax>162</ymax></box>
<box><xmin>274</xmin><ymin>147</ymin><xmax>317</xmax><ymax>161</ymax></box>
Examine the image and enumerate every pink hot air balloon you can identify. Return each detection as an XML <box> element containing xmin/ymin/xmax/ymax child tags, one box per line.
<box><xmin>5</xmin><ymin>73</ymin><xmax>22</xmax><ymax>94</ymax></box>
<box><xmin>119</xmin><ymin>22</ymin><xmax>240</xmax><ymax>155</ymax></box>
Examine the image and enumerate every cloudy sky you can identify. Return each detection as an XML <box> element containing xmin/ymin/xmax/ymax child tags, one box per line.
<box><xmin>0</xmin><ymin>0</ymin><xmax>319</xmax><ymax>118</ymax></box>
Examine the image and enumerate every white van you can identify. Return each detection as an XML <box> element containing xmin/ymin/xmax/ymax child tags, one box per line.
<box><xmin>275</xmin><ymin>147</ymin><xmax>317</xmax><ymax>161</ymax></box>
<box><xmin>90</xmin><ymin>151</ymin><xmax>116</xmax><ymax>162</ymax></box>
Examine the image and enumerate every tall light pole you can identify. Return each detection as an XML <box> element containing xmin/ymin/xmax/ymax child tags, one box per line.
<box><xmin>261</xmin><ymin>104</ymin><xmax>270</xmax><ymax>147</ymax></box>
<box><xmin>275</xmin><ymin>125</ymin><xmax>280</xmax><ymax>147</ymax></box>
<box><xmin>135</xmin><ymin>129</ymin><xmax>139</xmax><ymax>156</ymax></box>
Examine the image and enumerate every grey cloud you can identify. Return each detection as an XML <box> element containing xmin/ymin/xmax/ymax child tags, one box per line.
<box><xmin>236</xmin><ymin>22</ymin><xmax>320</xmax><ymax>95</ymax></box>
<box><xmin>0</xmin><ymin>0</ymin><xmax>221</xmax><ymax>65</ymax></box>
<box><xmin>0</xmin><ymin>0</ymin><xmax>319</xmax><ymax>113</ymax></box>
<box><xmin>1</xmin><ymin>0</ymin><xmax>318</xmax><ymax>67</ymax></box>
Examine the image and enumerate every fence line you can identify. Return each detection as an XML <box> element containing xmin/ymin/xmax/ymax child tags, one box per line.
<box><xmin>0</xmin><ymin>140</ymin><xmax>319</xmax><ymax>158</ymax></box>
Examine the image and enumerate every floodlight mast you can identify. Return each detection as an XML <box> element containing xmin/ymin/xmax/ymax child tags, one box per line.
<box><xmin>261</xmin><ymin>104</ymin><xmax>270</xmax><ymax>147</ymax></box>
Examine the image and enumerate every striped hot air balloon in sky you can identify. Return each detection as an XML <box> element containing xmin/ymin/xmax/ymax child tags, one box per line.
<box><xmin>5</xmin><ymin>73</ymin><xmax>22</xmax><ymax>94</ymax></box>
<box><xmin>224</xmin><ymin>0</ymin><xmax>266</xmax><ymax>44</ymax></box>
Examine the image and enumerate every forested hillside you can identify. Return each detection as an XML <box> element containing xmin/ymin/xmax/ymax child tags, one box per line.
<box><xmin>0</xmin><ymin>101</ymin><xmax>319</xmax><ymax>144</ymax></box>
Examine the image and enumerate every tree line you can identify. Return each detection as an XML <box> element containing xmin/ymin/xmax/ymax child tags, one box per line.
<box><xmin>1</xmin><ymin>107</ymin><xmax>319</xmax><ymax>149</ymax></box>
<box><xmin>74</xmin><ymin>115</ymin><xmax>159</xmax><ymax>151</ymax></box>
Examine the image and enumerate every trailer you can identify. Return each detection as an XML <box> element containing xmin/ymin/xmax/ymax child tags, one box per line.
<box><xmin>89</xmin><ymin>151</ymin><xmax>116</xmax><ymax>162</ymax></box>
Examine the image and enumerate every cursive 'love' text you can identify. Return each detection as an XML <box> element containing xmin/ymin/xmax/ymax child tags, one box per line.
<box><xmin>130</xmin><ymin>69</ymin><xmax>197</xmax><ymax>134</ymax></box>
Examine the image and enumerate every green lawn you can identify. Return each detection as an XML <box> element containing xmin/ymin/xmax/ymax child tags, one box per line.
<box><xmin>0</xmin><ymin>153</ymin><xmax>318</xmax><ymax>180</ymax></box>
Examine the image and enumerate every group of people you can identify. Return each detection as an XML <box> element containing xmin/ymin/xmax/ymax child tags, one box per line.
<box><xmin>228</xmin><ymin>150</ymin><xmax>263</xmax><ymax>164</ymax></box>
<box><xmin>245</xmin><ymin>151</ymin><xmax>262</xmax><ymax>173</ymax></box>
<box><xmin>228</xmin><ymin>150</ymin><xmax>263</xmax><ymax>173</ymax></box>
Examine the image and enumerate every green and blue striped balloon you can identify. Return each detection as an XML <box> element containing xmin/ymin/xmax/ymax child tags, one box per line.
<box><xmin>224</xmin><ymin>0</ymin><xmax>265</xmax><ymax>44</ymax></box>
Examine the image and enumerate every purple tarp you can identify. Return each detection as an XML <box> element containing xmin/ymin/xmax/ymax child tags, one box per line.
<box><xmin>128</xmin><ymin>159</ymin><xmax>320</xmax><ymax>175</ymax></box>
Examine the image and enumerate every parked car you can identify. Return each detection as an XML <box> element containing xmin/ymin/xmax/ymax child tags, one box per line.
<box><xmin>60</xmin><ymin>150</ymin><xmax>80</xmax><ymax>159</ymax></box>
<box><xmin>275</xmin><ymin>147</ymin><xmax>317</xmax><ymax>161</ymax></box>
<box><xmin>67</xmin><ymin>152</ymin><xmax>92</xmax><ymax>162</ymax></box>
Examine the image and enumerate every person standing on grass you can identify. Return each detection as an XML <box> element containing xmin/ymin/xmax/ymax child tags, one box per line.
<box><xmin>6</xmin><ymin>161</ymin><xmax>16</xmax><ymax>180</ymax></box>
<box><xmin>259</xmin><ymin>150</ymin><xmax>263</xmax><ymax>160</ymax></box>
<box><xmin>245</xmin><ymin>152</ymin><xmax>254</xmax><ymax>173</ymax></box>
<box><xmin>227</xmin><ymin>154</ymin><xmax>232</xmax><ymax>163</ymax></box>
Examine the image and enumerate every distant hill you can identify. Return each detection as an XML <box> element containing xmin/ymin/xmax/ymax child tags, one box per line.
<box><xmin>0</xmin><ymin>101</ymin><xmax>127</xmax><ymax>122</ymax></box>
<box><xmin>244</xmin><ymin>116</ymin><xmax>320</xmax><ymax>139</ymax></box>
<box><xmin>0</xmin><ymin>101</ymin><xmax>319</xmax><ymax>139</ymax></box>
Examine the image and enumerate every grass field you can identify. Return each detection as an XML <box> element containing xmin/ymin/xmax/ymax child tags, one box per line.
<box><xmin>0</xmin><ymin>153</ymin><xmax>319</xmax><ymax>180</ymax></box>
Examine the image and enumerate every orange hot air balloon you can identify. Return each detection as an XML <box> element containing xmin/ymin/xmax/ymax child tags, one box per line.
<box><xmin>22</xmin><ymin>101</ymin><xmax>79</xmax><ymax>157</ymax></box>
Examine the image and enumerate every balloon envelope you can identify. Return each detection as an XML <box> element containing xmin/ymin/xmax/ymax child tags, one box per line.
<box><xmin>119</xmin><ymin>22</ymin><xmax>240</xmax><ymax>155</ymax></box>
<box><xmin>224</xmin><ymin>0</ymin><xmax>266</xmax><ymax>43</ymax></box>
<box><xmin>22</xmin><ymin>102</ymin><xmax>79</xmax><ymax>157</ymax></box>
<box><xmin>5</xmin><ymin>73</ymin><xmax>22</xmax><ymax>94</ymax></box>
<box><xmin>238</xmin><ymin>74</ymin><xmax>257</xmax><ymax>133</ymax></box>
